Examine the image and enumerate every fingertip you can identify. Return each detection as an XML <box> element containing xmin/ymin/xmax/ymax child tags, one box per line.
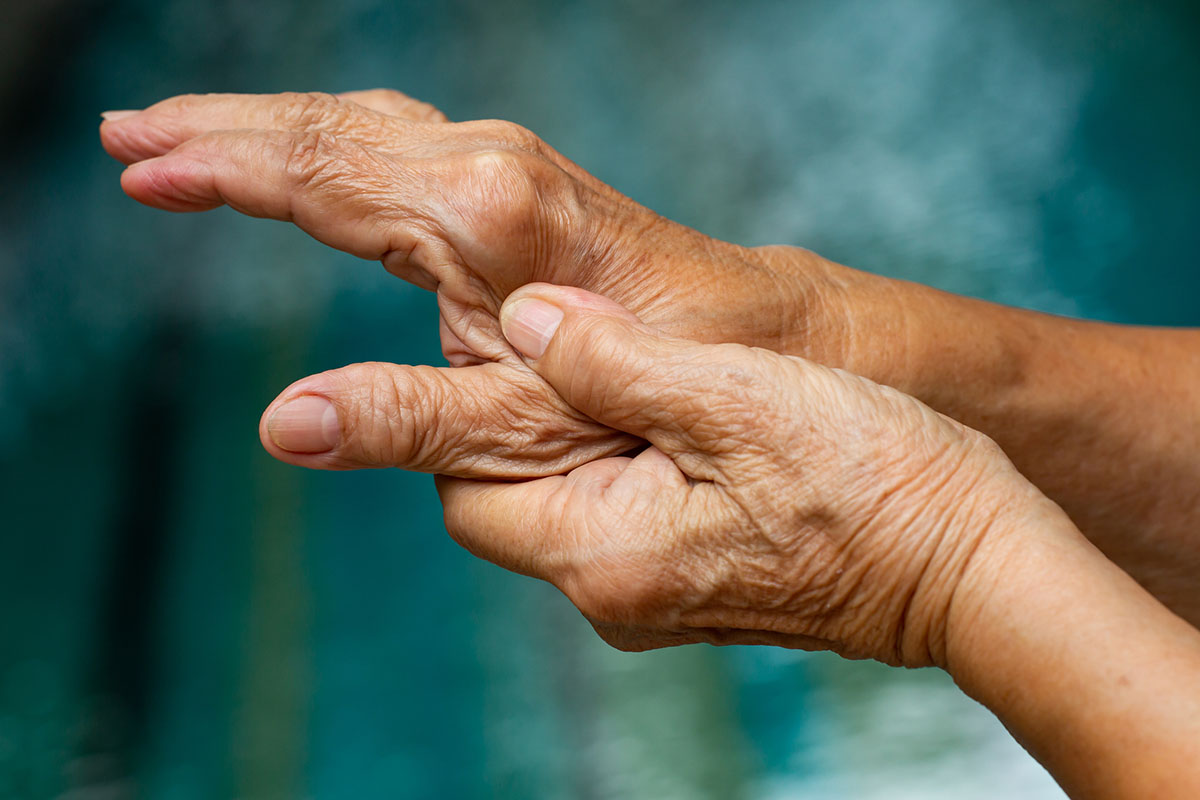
<box><xmin>100</xmin><ymin>112</ymin><xmax>182</xmax><ymax>166</ymax></box>
<box><xmin>257</xmin><ymin>372</ymin><xmax>345</xmax><ymax>467</ymax></box>
<box><xmin>119</xmin><ymin>156</ymin><xmax>220</xmax><ymax>212</ymax></box>
<box><xmin>100</xmin><ymin>119</ymin><xmax>145</xmax><ymax>165</ymax></box>
<box><xmin>264</xmin><ymin>394</ymin><xmax>341</xmax><ymax>454</ymax></box>
<box><xmin>499</xmin><ymin>283</ymin><xmax>649</xmax><ymax>358</ymax></box>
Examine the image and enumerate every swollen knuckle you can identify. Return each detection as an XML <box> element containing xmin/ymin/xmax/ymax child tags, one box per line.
<box><xmin>466</xmin><ymin>149</ymin><xmax>542</xmax><ymax>215</ymax></box>
<box><xmin>469</xmin><ymin>147</ymin><xmax>534</xmax><ymax>183</ymax></box>
<box><xmin>478</xmin><ymin>119</ymin><xmax>544</xmax><ymax>152</ymax></box>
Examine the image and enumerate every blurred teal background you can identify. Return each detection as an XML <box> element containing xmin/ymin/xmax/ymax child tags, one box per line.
<box><xmin>2</xmin><ymin>1</ymin><xmax>1198</xmax><ymax>798</ymax></box>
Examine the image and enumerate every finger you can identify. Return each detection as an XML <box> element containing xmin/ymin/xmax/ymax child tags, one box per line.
<box><xmin>435</xmin><ymin>460</ymin><xmax>619</xmax><ymax>579</ymax></box>
<box><xmin>498</xmin><ymin>283</ymin><xmax>767</xmax><ymax>460</ymax></box>
<box><xmin>260</xmin><ymin>360</ymin><xmax>639</xmax><ymax>478</ymax></box>
<box><xmin>100</xmin><ymin>90</ymin><xmax>429</xmax><ymax>165</ymax></box>
<box><xmin>336</xmin><ymin>89</ymin><xmax>450</xmax><ymax>123</ymax></box>
<box><xmin>118</xmin><ymin>127</ymin><xmax>430</xmax><ymax>261</ymax></box>
<box><xmin>435</xmin><ymin>448</ymin><xmax>681</xmax><ymax>579</ymax></box>
<box><xmin>436</xmin><ymin>473</ymin><xmax>565</xmax><ymax>579</ymax></box>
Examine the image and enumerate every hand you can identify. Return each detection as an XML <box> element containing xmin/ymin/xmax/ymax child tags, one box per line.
<box><xmin>436</xmin><ymin>282</ymin><xmax>1054</xmax><ymax>665</ymax></box>
<box><xmin>100</xmin><ymin>91</ymin><xmax>1200</xmax><ymax>631</ymax></box>
<box><xmin>100</xmin><ymin>90</ymin><xmax>825</xmax><ymax>478</ymax></box>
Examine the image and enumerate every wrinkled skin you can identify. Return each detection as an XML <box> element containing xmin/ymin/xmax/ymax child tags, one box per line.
<box><xmin>98</xmin><ymin>90</ymin><xmax>1200</xmax><ymax>798</ymax></box>
<box><xmin>99</xmin><ymin>89</ymin><xmax>1038</xmax><ymax>665</ymax></box>
<box><xmin>437</xmin><ymin>283</ymin><xmax>1043</xmax><ymax>665</ymax></box>
<box><xmin>100</xmin><ymin>89</ymin><xmax>820</xmax><ymax>477</ymax></box>
<box><xmin>99</xmin><ymin>89</ymin><xmax>1200</xmax><ymax>632</ymax></box>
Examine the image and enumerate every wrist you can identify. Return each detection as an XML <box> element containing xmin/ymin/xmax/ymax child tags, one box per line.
<box><xmin>746</xmin><ymin>245</ymin><xmax>917</xmax><ymax>380</ymax></box>
<box><xmin>940</xmin><ymin>481</ymin><xmax>1089</xmax><ymax>678</ymax></box>
<box><xmin>940</xmin><ymin>484</ymin><xmax>1200</xmax><ymax>798</ymax></box>
<box><xmin>746</xmin><ymin>245</ymin><xmax>1038</xmax><ymax>421</ymax></box>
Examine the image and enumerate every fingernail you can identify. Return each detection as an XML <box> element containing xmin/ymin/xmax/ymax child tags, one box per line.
<box><xmin>501</xmin><ymin>298</ymin><xmax>564</xmax><ymax>359</ymax></box>
<box><xmin>267</xmin><ymin>395</ymin><xmax>340</xmax><ymax>453</ymax></box>
<box><xmin>100</xmin><ymin>110</ymin><xmax>140</xmax><ymax>122</ymax></box>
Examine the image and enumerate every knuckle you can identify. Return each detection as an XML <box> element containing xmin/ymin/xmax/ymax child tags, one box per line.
<box><xmin>476</xmin><ymin>119</ymin><xmax>544</xmax><ymax>152</ymax></box>
<box><xmin>158</xmin><ymin>92</ymin><xmax>207</xmax><ymax>117</ymax></box>
<box><xmin>278</xmin><ymin>91</ymin><xmax>352</xmax><ymax>130</ymax></box>
<box><xmin>334</xmin><ymin>363</ymin><xmax>435</xmax><ymax>468</ymax></box>
<box><xmin>376</xmin><ymin>365</ymin><xmax>444</xmax><ymax>468</ymax></box>
<box><xmin>283</xmin><ymin>129</ymin><xmax>343</xmax><ymax>184</ymax></box>
<box><xmin>468</xmin><ymin>147</ymin><xmax>536</xmax><ymax>182</ymax></box>
<box><xmin>464</xmin><ymin>148</ymin><xmax>545</xmax><ymax>218</ymax></box>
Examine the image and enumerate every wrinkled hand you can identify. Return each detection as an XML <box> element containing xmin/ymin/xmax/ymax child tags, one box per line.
<box><xmin>100</xmin><ymin>89</ymin><xmax>818</xmax><ymax>477</ymax></box>
<box><xmin>438</xmin><ymin>283</ymin><xmax>1047</xmax><ymax>665</ymax></box>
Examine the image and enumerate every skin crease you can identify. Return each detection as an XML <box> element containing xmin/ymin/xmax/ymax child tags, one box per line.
<box><xmin>98</xmin><ymin>90</ymin><xmax>1200</xmax><ymax>626</ymax></box>
<box><xmin>464</xmin><ymin>282</ymin><xmax>1200</xmax><ymax>800</ymax></box>
<box><xmin>100</xmin><ymin>90</ymin><xmax>1200</xmax><ymax>798</ymax></box>
<box><xmin>437</xmin><ymin>284</ymin><xmax>1018</xmax><ymax>668</ymax></box>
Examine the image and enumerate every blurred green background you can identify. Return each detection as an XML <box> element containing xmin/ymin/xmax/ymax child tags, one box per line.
<box><xmin>2</xmin><ymin>0</ymin><xmax>1198</xmax><ymax>798</ymax></box>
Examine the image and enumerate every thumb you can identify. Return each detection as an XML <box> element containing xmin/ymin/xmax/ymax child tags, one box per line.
<box><xmin>259</xmin><ymin>360</ymin><xmax>635</xmax><ymax>477</ymax></box>
<box><xmin>499</xmin><ymin>283</ymin><xmax>733</xmax><ymax>456</ymax></box>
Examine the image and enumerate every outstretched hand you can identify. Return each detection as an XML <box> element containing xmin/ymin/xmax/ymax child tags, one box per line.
<box><xmin>100</xmin><ymin>89</ymin><xmax>824</xmax><ymax>477</ymax></box>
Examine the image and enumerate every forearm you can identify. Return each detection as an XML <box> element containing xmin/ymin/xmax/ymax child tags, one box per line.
<box><xmin>754</xmin><ymin>245</ymin><xmax>1200</xmax><ymax>621</ymax></box>
<box><xmin>946</xmin><ymin>499</ymin><xmax>1200</xmax><ymax>799</ymax></box>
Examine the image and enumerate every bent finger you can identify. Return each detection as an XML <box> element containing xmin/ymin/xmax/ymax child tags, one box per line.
<box><xmin>260</xmin><ymin>360</ymin><xmax>638</xmax><ymax>478</ymax></box>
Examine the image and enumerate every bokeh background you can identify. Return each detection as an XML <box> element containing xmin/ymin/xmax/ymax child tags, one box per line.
<box><xmin>3</xmin><ymin>0</ymin><xmax>1199</xmax><ymax>798</ymax></box>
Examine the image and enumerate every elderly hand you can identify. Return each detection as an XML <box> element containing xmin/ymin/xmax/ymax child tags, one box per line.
<box><xmin>458</xmin><ymin>284</ymin><xmax>1200</xmax><ymax>800</ymax></box>
<box><xmin>99</xmin><ymin>91</ymin><xmax>1200</xmax><ymax>799</ymax></box>
<box><xmin>99</xmin><ymin>89</ymin><xmax>1200</xmax><ymax>631</ymax></box>
<box><xmin>100</xmin><ymin>89</ymin><xmax>826</xmax><ymax>478</ymax></box>
<box><xmin>437</xmin><ymin>282</ymin><xmax>1055</xmax><ymax>665</ymax></box>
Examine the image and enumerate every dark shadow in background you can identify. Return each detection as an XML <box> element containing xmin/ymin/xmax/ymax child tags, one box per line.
<box><xmin>2</xmin><ymin>1</ymin><xmax>1199</xmax><ymax>798</ymax></box>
